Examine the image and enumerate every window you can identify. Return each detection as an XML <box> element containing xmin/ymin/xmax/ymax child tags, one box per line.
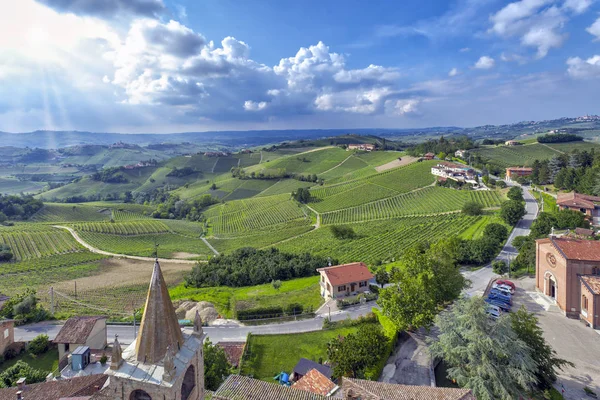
<box><xmin>583</xmin><ymin>295</ymin><xmax>589</xmax><ymax>311</ymax></box>
<box><xmin>593</xmin><ymin>267</ymin><xmax>599</xmax><ymax>276</ymax></box>
<box><xmin>338</xmin><ymin>285</ymin><xmax>346</xmax><ymax>292</ymax></box>
<box><xmin>359</xmin><ymin>281</ymin><xmax>367</xmax><ymax>288</ymax></box>
<box><xmin>130</xmin><ymin>390</ymin><xmax>152</xmax><ymax>400</ymax></box>
<box><xmin>3</xmin><ymin>329</ymin><xmax>8</xmax><ymax>339</ymax></box>
<box><xmin>181</xmin><ymin>366</ymin><xmax>196</xmax><ymax>400</ymax></box>
<box><xmin>327</xmin><ymin>283</ymin><xmax>331</xmax><ymax>292</ymax></box>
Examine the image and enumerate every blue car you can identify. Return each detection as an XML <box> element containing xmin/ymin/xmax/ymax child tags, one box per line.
<box><xmin>488</xmin><ymin>293</ymin><xmax>512</xmax><ymax>306</ymax></box>
<box><xmin>490</xmin><ymin>288</ymin><xmax>512</xmax><ymax>298</ymax></box>
<box><xmin>485</xmin><ymin>298</ymin><xmax>511</xmax><ymax>312</ymax></box>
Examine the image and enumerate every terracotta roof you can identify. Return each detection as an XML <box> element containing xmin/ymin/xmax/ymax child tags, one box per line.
<box><xmin>54</xmin><ymin>316</ymin><xmax>106</xmax><ymax>344</ymax></box>
<box><xmin>293</xmin><ymin>358</ymin><xmax>332</xmax><ymax>379</ymax></box>
<box><xmin>342</xmin><ymin>377</ymin><xmax>475</xmax><ymax>400</ymax></box>
<box><xmin>217</xmin><ymin>342</ymin><xmax>245</xmax><ymax>367</ymax></box>
<box><xmin>581</xmin><ymin>275</ymin><xmax>600</xmax><ymax>295</ymax></box>
<box><xmin>544</xmin><ymin>237</ymin><xmax>600</xmax><ymax>261</ymax></box>
<box><xmin>506</xmin><ymin>167</ymin><xmax>533</xmax><ymax>172</ymax></box>
<box><xmin>292</xmin><ymin>368</ymin><xmax>337</xmax><ymax>396</ymax></box>
<box><xmin>557</xmin><ymin>192</ymin><xmax>600</xmax><ymax>209</ymax></box>
<box><xmin>317</xmin><ymin>262</ymin><xmax>374</xmax><ymax>286</ymax></box>
<box><xmin>575</xmin><ymin>227</ymin><xmax>595</xmax><ymax>236</ymax></box>
<box><xmin>0</xmin><ymin>375</ymin><xmax>107</xmax><ymax>400</ymax></box>
<box><xmin>213</xmin><ymin>375</ymin><xmax>326</xmax><ymax>400</ymax></box>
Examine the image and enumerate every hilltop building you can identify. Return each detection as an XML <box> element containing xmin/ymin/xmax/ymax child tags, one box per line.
<box><xmin>431</xmin><ymin>162</ymin><xmax>477</xmax><ymax>184</ymax></box>
<box><xmin>454</xmin><ymin>150</ymin><xmax>467</xmax><ymax>158</ymax></box>
<box><xmin>347</xmin><ymin>144</ymin><xmax>375</xmax><ymax>151</ymax></box>
<box><xmin>505</xmin><ymin>140</ymin><xmax>520</xmax><ymax>146</ymax></box>
<box><xmin>423</xmin><ymin>152</ymin><xmax>435</xmax><ymax>160</ymax></box>
<box><xmin>557</xmin><ymin>192</ymin><xmax>600</xmax><ymax>225</ymax></box>
<box><xmin>318</xmin><ymin>262</ymin><xmax>374</xmax><ymax>299</ymax></box>
<box><xmin>536</xmin><ymin>236</ymin><xmax>600</xmax><ymax>327</ymax></box>
<box><xmin>505</xmin><ymin>167</ymin><xmax>533</xmax><ymax>181</ymax></box>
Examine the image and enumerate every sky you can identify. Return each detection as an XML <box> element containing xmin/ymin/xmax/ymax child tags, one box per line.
<box><xmin>1</xmin><ymin>0</ymin><xmax>600</xmax><ymax>133</ymax></box>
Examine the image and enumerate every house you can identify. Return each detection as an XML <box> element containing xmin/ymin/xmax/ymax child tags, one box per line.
<box><xmin>317</xmin><ymin>262</ymin><xmax>374</xmax><ymax>299</ymax></box>
<box><xmin>536</xmin><ymin>237</ymin><xmax>600</xmax><ymax>327</ymax></box>
<box><xmin>217</xmin><ymin>342</ymin><xmax>245</xmax><ymax>368</ymax></box>
<box><xmin>347</xmin><ymin>144</ymin><xmax>375</xmax><ymax>152</ymax></box>
<box><xmin>505</xmin><ymin>140</ymin><xmax>520</xmax><ymax>146</ymax></box>
<box><xmin>54</xmin><ymin>316</ymin><xmax>107</xmax><ymax>363</ymax></box>
<box><xmin>431</xmin><ymin>162</ymin><xmax>478</xmax><ymax>184</ymax></box>
<box><xmin>423</xmin><ymin>152</ymin><xmax>435</xmax><ymax>160</ymax></box>
<box><xmin>557</xmin><ymin>192</ymin><xmax>600</xmax><ymax>225</ymax></box>
<box><xmin>292</xmin><ymin>368</ymin><xmax>337</xmax><ymax>397</ymax></box>
<box><xmin>292</xmin><ymin>358</ymin><xmax>332</xmax><ymax>382</ymax></box>
<box><xmin>455</xmin><ymin>150</ymin><xmax>467</xmax><ymax>158</ymax></box>
<box><xmin>505</xmin><ymin>167</ymin><xmax>533</xmax><ymax>181</ymax></box>
<box><xmin>0</xmin><ymin>375</ymin><xmax>107</xmax><ymax>400</ymax></box>
<box><xmin>0</xmin><ymin>319</ymin><xmax>14</xmax><ymax>356</ymax></box>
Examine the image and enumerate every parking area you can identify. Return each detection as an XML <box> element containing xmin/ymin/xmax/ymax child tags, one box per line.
<box><xmin>511</xmin><ymin>277</ymin><xmax>600</xmax><ymax>399</ymax></box>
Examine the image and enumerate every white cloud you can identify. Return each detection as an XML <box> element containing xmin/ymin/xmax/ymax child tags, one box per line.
<box><xmin>567</xmin><ymin>55</ymin><xmax>600</xmax><ymax>78</ymax></box>
<box><xmin>587</xmin><ymin>17</ymin><xmax>600</xmax><ymax>40</ymax></box>
<box><xmin>449</xmin><ymin>68</ymin><xmax>459</xmax><ymax>76</ymax></box>
<box><xmin>244</xmin><ymin>101</ymin><xmax>268</xmax><ymax>111</ymax></box>
<box><xmin>459</xmin><ymin>47</ymin><xmax>471</xmax><ymax>52</ymax></box>
<box><xmin>37</xmin><ymin>0</ymin><xmax>165</xmax><ymax>19</ymax></box>
<box><xmin>474</xmin><ymin>56</ymin><xmax>495</xmax><ymax>69</ymax></box>
<box><xmin>387</xmin><ymin>99</ymin><xmax>420</xmax><ymax>116</ymax></box>
<box><xmin>563</xmin><ymin>0</ymin><xmax>593</xmax><ymax>14</ymax></box>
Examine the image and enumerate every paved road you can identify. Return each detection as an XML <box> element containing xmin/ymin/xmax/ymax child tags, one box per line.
<box><xmin>14</xmin><ymin>303</ymin><xmax>375</xmax><ymax>345</ymax></box>
<box><xmin>462</xmin><ymin>184</ymin><xmax>538</xmax><ymax>295</ymax></box>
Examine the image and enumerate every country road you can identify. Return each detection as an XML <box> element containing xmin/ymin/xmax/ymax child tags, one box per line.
<box><xmin>53</xmin><ymin>225</ymin><xmax>198</xmax><ymax>264</ymax></box>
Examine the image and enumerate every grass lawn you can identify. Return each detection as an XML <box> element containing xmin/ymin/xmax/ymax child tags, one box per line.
<box><xmin>459</xmin><ymin>211</ymin><xmax>512</xmax><ymax>240</ymax></box>
<box><xmin>0</xmin><ymin>348</ymin><xmax>59</xmax><ymax>374</ymax></box>
<box><xmin>532</xmin><ymin>190</ymin><xmax>558</xmax><ymax>213</ymax></box>
<box><xmin>169</xmin><ymin>276</ymin><xmax>323</xmax><ymax>318</ymax></box>
<box><xmin>240</xmin><ymin>325</ymin><xmax>363</xmax><ymax>381</ymax></box>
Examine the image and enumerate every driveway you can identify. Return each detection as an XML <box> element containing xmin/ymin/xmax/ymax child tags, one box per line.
<box><xmin>379</xmin><ymin>329</ymin><xmax>433</xmax><ymax>386</ymax></box>
<box><xmin>516</xmin><ymin>277</ymin><xmax>600</xmax><ymax>400</ymax></box>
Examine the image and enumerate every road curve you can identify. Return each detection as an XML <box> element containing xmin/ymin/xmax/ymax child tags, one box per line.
<box><xmin>53</xmin><ymin>225</ymin><xmax>198</xmax><ymax>265</ymax></box>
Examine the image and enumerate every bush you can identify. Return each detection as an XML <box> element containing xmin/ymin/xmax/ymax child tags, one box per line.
<box><xmin>336</xmin><ymin>293</ymin><xmax>378</xmax><ymax>309</ymax></box>
<box><xmin>27</xmin><ymin>334</ymin><xmax>49</xmax><ymax>356</ymax></box>
<box><xmin>284</xmin><ymin>303</ymin><xmax>303</xmax><ymax>315</ymax></box>
<box><xmin>100</xmin><ymin>353</ymin><xmax>108</xmax><ymax>365</ymax></box>
<box><xmin>0</xmin><ymin>244</ymin><xmax>12</xmax><ymax>262</ymax></box>
<box><xmin>236</xmin><ymin>306</ymin><xmax>284</xmax><ymax>321</ymax></box>
<box><xmin>500</xmin><ymin>200</ymin><xmax>526</xmax><ymax>226</ymax></box>
<box><xmin>0</xmin><ymin>361</ymin><xmax>47</xmax><ymax>388</ymax></box>
<box><xmin>497</xmin><ymin>180</ymin><xmax>507</xmax><ymax>188</ymax></box>
<box><xmin>271</xmin><ymin>280</ymin><xmax>282</xmax><ymax>290</ymax></box>
<box><xmin>462</xmin><ymin>201</ymin><xmax>483</xmax><ymax>216</ymax></box>
<box><xmin>492</xmin><ymin>260</ymin><xmax>508</xmax><ymax>275</ymax></box>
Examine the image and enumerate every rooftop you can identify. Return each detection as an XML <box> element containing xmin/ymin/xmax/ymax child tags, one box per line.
<box><xmin>343</xmin><ymin>377</ymin><xmax>475</xmax><ymax>400</ymax></box>
<box><xmin>506</xmin><ymin>167</ymin><xmax>533</xmax><ymax>172</ymax></box>
<box><xmin>293</xmin><ymin>358</ymin><xmax>332</xmax><ymax>379</ymax></box>
<box><xmin>539</xmin><ymin>237</ymin><xmax>600</xmax><ymax>261</ymax></box>
<box><xmin>292</xmin><ymin>368</ymin><xmax>337</xmax><ymax>397</ymax></box>
<box><xmin>557</xmin><ymin>191</ymin><xmax>600</xmax><ymax>209</ymax></box>
<box><xmin>0</xmin><ymin>375</ymin><xmax>107</xmax><ymax>400</ymax></box>
<box><xmin>317</xmin><ymin>262</ymin><xmax>374</xmax><ymax>286</ymax></box>
<box><xmin>213</xmin><ymin>375</ymin><xmax>326</xmax><ymax>400</ymax></box>
<box><xmin>217</xmin><ymin>342</ymin><xmax>245</xmax><ymax>367</ymax></box>
<box><xmin>54</xmin><ymin>316</ymin><xmax>106</xmax><ymax>344</ymax></box>
<box><xmin>581</xmin><ymin>275</ymin><xmax>600</xmax><ymax>295</ymax></box>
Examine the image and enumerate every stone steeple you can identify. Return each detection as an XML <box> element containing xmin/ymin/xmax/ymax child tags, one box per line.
<box><xmin>110</xmin><ymin>334</ymin><xmax>123</xmax><ymax>370</ymax></box>
<box><xmin>135</xmin><ymin>259</ymin><xmax>184</xmax><ymax>364</ymax></box>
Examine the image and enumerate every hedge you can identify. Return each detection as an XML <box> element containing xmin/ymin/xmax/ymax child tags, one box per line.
<box><xmin>235</xmin><ymin>303</ymin><xmax>309</xmax><ymax>321</ymax></box>
<box><xmin>365</xmin><ymin>309</ymin><xmax>401</xmax><ymax>380</ymax></box>
<box><xmin>336</xmin><ymin>293</ymin><xmax>378</xmax><ymax>309</ymax></box>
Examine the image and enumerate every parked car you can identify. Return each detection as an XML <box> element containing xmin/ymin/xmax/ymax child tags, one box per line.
<box><xmin>486</xmin><ymin>304</ymin><xmax>502</xmax><ymax>314</ymax></box>
<box><xmin>493</xmin><ymin>282</ymin><xmax>515</xmax><ymax>294</ymax></box>
<box><xmin>486</xmin><ymin>308</ymin><xmax>501</xmax><ymax>319</ymax></box>
<box><xmin>491</xmin><ymin>287</ymin><xmax>512</xmax><ymax>297</ymax></box>
<box><xmin>495</xmin><ymin>280</ymin><xmax>515</xmax><ymax>291</ymax></box>
<box><xmin>485</xmin><ymin>298</ymin><xmax>511</xmax><ymax>312</ymax></box>
<box><xmin>488</xmin><ymin>292</ymin><xmax>512</xmax><ymax>305</ymax></box>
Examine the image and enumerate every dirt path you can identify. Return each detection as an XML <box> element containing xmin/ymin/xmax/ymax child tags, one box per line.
<box><xmin>304</xmin><ymin>204</ymin><xmax>321</xmax><ymax>228</ymax></box>
<box><xmin>375</xmin><ymin>156</ymin><xmax>418</xmax><ymax>172</ymax></box>
<box><xmin>201</xmin><ymin>237</ymin><xmax>220</xmax><ymax>256</ymax></box>
<box><xmin>319</xmin><ymin>154</ymin><xmax>355</xmax><ymax>175</ymax></box>
<box><xmin>540</xmin><ymin>142</ymin><xmax>564</xmax><ymax>154</ymax></box>
<box><xmin>53</xmin><ymin>225</ymin><xmax>198</xmax><ymax>264</ymax></box>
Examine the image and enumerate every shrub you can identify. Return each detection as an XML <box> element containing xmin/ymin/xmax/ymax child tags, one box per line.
<box><xmin>100</xmin><ymin>353</ymin><xmax>108</xmax><ymax>365</ymax></box>
<box><xmin>283</xmin><ymin>303</ymin><xmax>303</xmax><ymax>315</ymax></box>
<box><xmin>492</xmin><ymin>260</ymin><xmax>508</xmax><ymax>275</ymax></box>
<box><xmin>236</xmin><ymin>306</ymin><xmax>284</xmax><ymax>321</ymax></box>
<box><xmin>27</xmin><ymin>334</ymin><xmax>49</xmax><ymax>356</ymax></box>
<box><xmin>507</xmin><ymin>186</ymin><xmax>524</xmax><ymax>201</ymax></box>
<box><xmin>462</xmin><ymin>201</ymin><xmax>483</xmax><ymax>216</ymax></box>
<box><xmin>336</xmin><ymin>293</ymin><xmax>378</xmax><ymax>309</ymax></box>
<box><xmin>0</xmin><ymin>244</ymin><xmax>12</xmax><ymax>262</ymax></box>
<box><xmin>271</xmin><ymin>280</ymin><xmax>282</xmax><ymax>290</ymax></box>
<box><xmin>0</xmin><ymin>361</ymin><xmax>47</xmax><ymax>388</ymax></box>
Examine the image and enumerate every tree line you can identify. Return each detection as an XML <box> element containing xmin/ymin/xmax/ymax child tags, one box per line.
<box><xmin>406</xmin><ymin>135</ymin><xmax>475</xmax><ymax>157</ymax></box>
<box><xmin>0</xmin><ymin>194</ymin><xmax>43</xmax><ymax>222</ymax></box>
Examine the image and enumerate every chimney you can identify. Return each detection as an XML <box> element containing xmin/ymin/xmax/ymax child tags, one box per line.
<box><xmin>16</xmin><ymin>377</ymin><xmax>26</xmax><ymax>391</ymax></box>
<box><xmin>16</xmin><ymin>391</ymin><xmax>22</xmax><ymax>400</ymax></box>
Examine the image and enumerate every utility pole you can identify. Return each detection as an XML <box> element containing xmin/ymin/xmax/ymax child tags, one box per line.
<box><xmin>49</xmin><ymin>287</ymin><xmax>54</xmax><ymax>316</ymax></box>
<box><xmin>133</xmin><ymin>310</ymin><xmax>137</xmax><ymax>338</ymax></box>
<box><xmin>74</xmin><ymin>281</ymin><xmax>77</xmax><ymax>297</ymax></box>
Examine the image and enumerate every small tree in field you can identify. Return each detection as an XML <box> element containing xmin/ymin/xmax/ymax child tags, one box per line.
<box><xmin>271</xmin><ymin>280</ymin><xmax>282</xmax><ymax>290</ymax></box>
<box><xmin>462</xmin><ymin>201</ymin><xmax>483</xmax><ymax>216</ymax></box>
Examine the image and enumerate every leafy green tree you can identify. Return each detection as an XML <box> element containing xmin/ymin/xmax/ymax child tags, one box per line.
<box><xmin>292</xmin><ymin>187</ymin><xmax>311</xmax><ymax>203</ymax></box>
<box><xmin>0</xmin><ymin>244</ymin><xmax>12</xmax><ymax>262</ymax></box>
<box><xmin>330</xmin><ymin>225</ymin><xmax>356</xmax><ymax>240</ymax></box>
<box><xmin>510</xmin><ymin>306</ymin><xmax>573</xmax><ymax>389</ymax></box>
<box><xmin>462</xmin><ymin>201</ymin><xmax>483</xmax><ymax>216</ymax></box>
<box><xmin>483</xmin><ymin>223</ymin><xmax>508</xmax><ymax>243</ymax></box>
<box><xmin>203</xmin><ymin>339</ymin><xmax>231</xmax><ymax>391</ymax></box>
<box><xmin>511</xmin><ymin>235</ymin><xmax>528</xmax><ymax>250</ymax></box>
<box><xmin>375</xmin><ymin>268</ymin><xmax>389</xmax><ymax>288</ymax></box>
<box><xmin>0</xmin><ymin>361</ymin><xmax>47</xmax><ymax>388</ymax></box>
<box><xmin>530</xmin><ymin>212</ymin><xmax>558</xmax><ymax>238</ymax></box>
<box><xmin>327</xmin><ymin>324</ymin><xmax>388</xmax><ymax>378</ymax></box>
<box><xmin>437</xmin><ymin>152</ymin><xmax>447</xmax><ymax>160</ymax></box>
<box><xmin>492</xmin><ymin>260</ymin><xmax>508</xmax><ymax>274</ymax></box>
<box><xmin>429</xmin><ymin>297</ymin><xmax>537</xmax><ymax>400</ymax></box>
<box><xmin>555</xmin><ymin>209</ymin><xmax>589</xmax><ymax>230</ymax></box>
<box><xmin>507</xmin><ymin>186</ymin><xmax>524</xmax><ymax>201</ymax></box>
<box><xmin>27</xmin><ymin>334</ymin><xmax>49</xmax><ymax>355</ymax></box>
<box><xmin>500</xmin><ymin>200</ymin><xmax>526</xmax><ymax>226</ymax></box>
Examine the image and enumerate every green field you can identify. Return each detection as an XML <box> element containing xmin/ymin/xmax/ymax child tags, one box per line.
<box><xmin>0</xmin><ymin>225</ymin><xmax>84</xmax><ymax>261</ymax></box>
<box><xmin>31</xmin><ymin>203</ymin><xmax>110</xmax><ymax>222</ymax></box>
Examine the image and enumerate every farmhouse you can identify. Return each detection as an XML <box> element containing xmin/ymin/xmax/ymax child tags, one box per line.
<box><xmin>455</xmin><ymin>149</ymin><xmax>467</xmax><ymax>158</ymax></box>
<box><xmin>431</xmin><ymin>162</ymin><xmax>477</xmax><ymax>184</ymax></box>
<box><xmin>317</xmin><ymin>262</ymin><xmax>374</xmax><ymax>299</ymax></box>
<box><xmin>54</xmin><ymin>316</ymin><xmax>107</xmax><ymax>365</ymax></box>
<box><xmin>347</xmin><ymin>143</ymin><xmax>375</xmax><ymax>151</ymax></box>
<box><xmin>0</xmin><ymin>319</ymin><xmax>14</xmax><ymax>356</ymax></box>
<box><xmin>557</xmin><ymin>192</ymin><xmax>600</xmax><ymax>225</ymax></box>
<box><xmin>505</xmin><ymin>167</ymin><xmax>533</xmax><ymax>181</ymax></box>
<box><xmin>536</xmin><ymin>236</ymin><xmax>600</xmax><ymax>327</ymax></box>
<box><xmin>505</xmin><ymin>140</ymin><xmax>520</xmax><ymax>146</ymax></box>
<box><xmin>423</xmin><ymin>152</ymin><xmax>435</xmax><ymax>160</ymax></box>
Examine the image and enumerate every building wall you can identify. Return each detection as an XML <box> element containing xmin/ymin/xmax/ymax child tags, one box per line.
<box><xmin>0</xmin><ymin>320</ymin><xmax>14</xmax><ymax>355</ymax></box>
<box><xmin>86</xmin><ymin>319</ymin><xmax>107</xmax><ymax>350</ymax></box>
<box><xmin>58</xmin><ymin>342</ymin><xmax>85</xmax><ymax>362</ymax></box>
<box><xmin>319</xmin><ymin>273</ymin><xmax>370</xmax><ymax>299</ymax></box>
<box><xmin>580</xmin><ymin>283</ymin><xmax>598</xmax><ymax>328</ymax></box>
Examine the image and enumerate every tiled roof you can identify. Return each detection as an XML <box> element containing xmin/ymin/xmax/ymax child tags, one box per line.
<box><xmin>581</xmin><ymin>275</ymin><xmax>600</xmax><ymax>295</ymax></box>
<box><xmin>557</xmin><ymin>191</ymin><xmax>600</xmax><ymax>209</ymax></box>
<box><xmin>545</xmin><ymin>237</ymin><xmax>600</xmax><ymax>261</ymax></box>
<box><xmin>217</xmin><ymin>342</ymin><xmax>245</xmax><ymax>367</ymax></box>
<box><xmin>342</xmin><ymin>378</ymin><xmax>476</xmax><ymax>400</ymax></box>
<box><xmin>0</xmin><ymin>375</ymin><xmax>107</xmax><ymax>400</ymax></box>
<box><xmin>317</xmin><ymin>262</ymin><xmax>374</xmax><ymax>286</ymax></box>
<box><xmin>213</xmin><ymin>375</ymin><xmax>326</xmax><ymax>400</ymax></box>
<box><xmin>292</xmin><ymin>368</ymin><xmax>337</xmax><ymax>396</ymax></box>
<box><xmin>575</xmin><ymin>227</ymin><xmax>595</xmax><ymax>236</ymax></box>
<box><xmin>293</xmin><ymin>358</ymin><xmax>332</xmax><ymax>379</ymax></box>
<box><xmin>54</xmin><ymin>316</ymin><xmax>106</xmax><ymax>344</ymax></box>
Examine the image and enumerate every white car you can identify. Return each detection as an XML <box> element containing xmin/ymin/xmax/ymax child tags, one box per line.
<box><xmin>486</xmin><ymin>308</ymin><xmax>500</xmax><ymax>319</ymax></box>
<box><xmin>492</xmin><ymin>283</ymin><xmax>514</xmax><ymax>294</ymax></box>
<box><xmin>486</xmin><ymin>304</ymin><xmax>502</xmax><ymax>314</ymax></box>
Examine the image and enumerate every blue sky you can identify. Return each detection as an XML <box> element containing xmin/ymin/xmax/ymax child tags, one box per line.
<box><xmin>1</xmin><ymin>0</ymin><xmax>600</xmax><ymax>133</ymax></box>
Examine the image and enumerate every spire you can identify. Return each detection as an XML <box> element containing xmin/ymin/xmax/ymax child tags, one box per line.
<box><xmin>192</xmin><ymin>309</ymin><xmax>203</xmax><ymax>337</ymax></box>
<box><xmin>135</xmin><ymin>260</ymin><xmax>184</xmax><ymax>364</ymax></box>
<box><xmin>110</xmin><ymin>334</ymin><xmax>123</xmax><ymax>370</ymax></box>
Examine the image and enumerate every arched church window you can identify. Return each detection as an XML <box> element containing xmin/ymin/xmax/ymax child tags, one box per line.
<box><xmin>130</xmin><ymin>390</ymin><xmax>152</xmax><ymax>400</ymax></box>
<box><xmin>181</xmin><ymin>365</ymin><xmax>196</xmax><ymax>400</ymax></box>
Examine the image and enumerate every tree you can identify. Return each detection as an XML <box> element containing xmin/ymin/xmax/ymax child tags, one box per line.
<box><xmin>510</xmin><ymin>306</ymin><xmax>573</xmax><ymax>389</ymax></box>
<box><xmin>555</xmin><ymin>209</ymin><xmax>589</xmax><ymax>230</ymax></box>
<box><xmin>27</xmin><ymin>334</ymin><xmax>49</xmax><ymax>355</ymax></box>
<box><xmin>210</xmin><ymin>183</ymin><xmax>217</xmax><ymax>190</ymax></box>
<box><xmin>507</xmin><ymin>186</ymin><xmax>524</xmax><ymax>201</ymax></box>
<box><xmin>492</xmin><ymin>260</ymin><xmax>508</xmax><ymax>274</ymax></box>
<box><xmin>0</xmin><ymin>244</ymin><xmax>13</xmax><ymax>262</ymax></box>
<box><xmin>292</xmin><ymin>187</ymin><xmax>311</xmax><ymax>203</ymax></box>
<box><xmin>203</xmin><ymin>339</ymin><xmax>231</xmax><ymax>391</ymax></box>
<box><xmin>497</xmin><ymin>180</ymin><xmax>507</xmax><ymax>189</ymax></box>
<box><xmin>530</xmin><ymin>212</ymin><xmax>558</xmax><ymax>238</ymax></box>
<box><xmin>327</xmin><ymin>324</ymin><xmax>388</xmax><ymax>378</ymax></box>
<box><xmin>429</xmin><ymin>297</ymin><xmax>537</xmax><ymax>400</ymax></box>
<box><xmin>330</xmin><ymin>225</ymin><xmax>356</xmax><ymax>240</ymax></box>
<box><xmin>483</xmin><ymin>223</ymin><xmax>508</xmax><ymax>244</ymax></box>
<box><xmin>437</xmin><ymin>152</ymin><xmax>447</xmax><ymax>160</ymax></box>
<box><xmin>462</xmin><ymin>201</ymin><xmax>483</xmax><ymax>216</ymax></box>
<box><xmin>0</xmin><ymin>361</ymin><xmax>47</xmax><ymax>388</ymax></box>
<box><xmin>375</xmin><ymin>268</ymin><xmax>389</xmax><ymax>288</ymax></box>
<box><xmin>271</xmin><ymin>279</ymin><xmax>282</xmax><ymax>290</ymax></box>
<box><xmin>500</xmin><ymin>200</ymin><xmax>526</xmax><ymax>226</ymax></box>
